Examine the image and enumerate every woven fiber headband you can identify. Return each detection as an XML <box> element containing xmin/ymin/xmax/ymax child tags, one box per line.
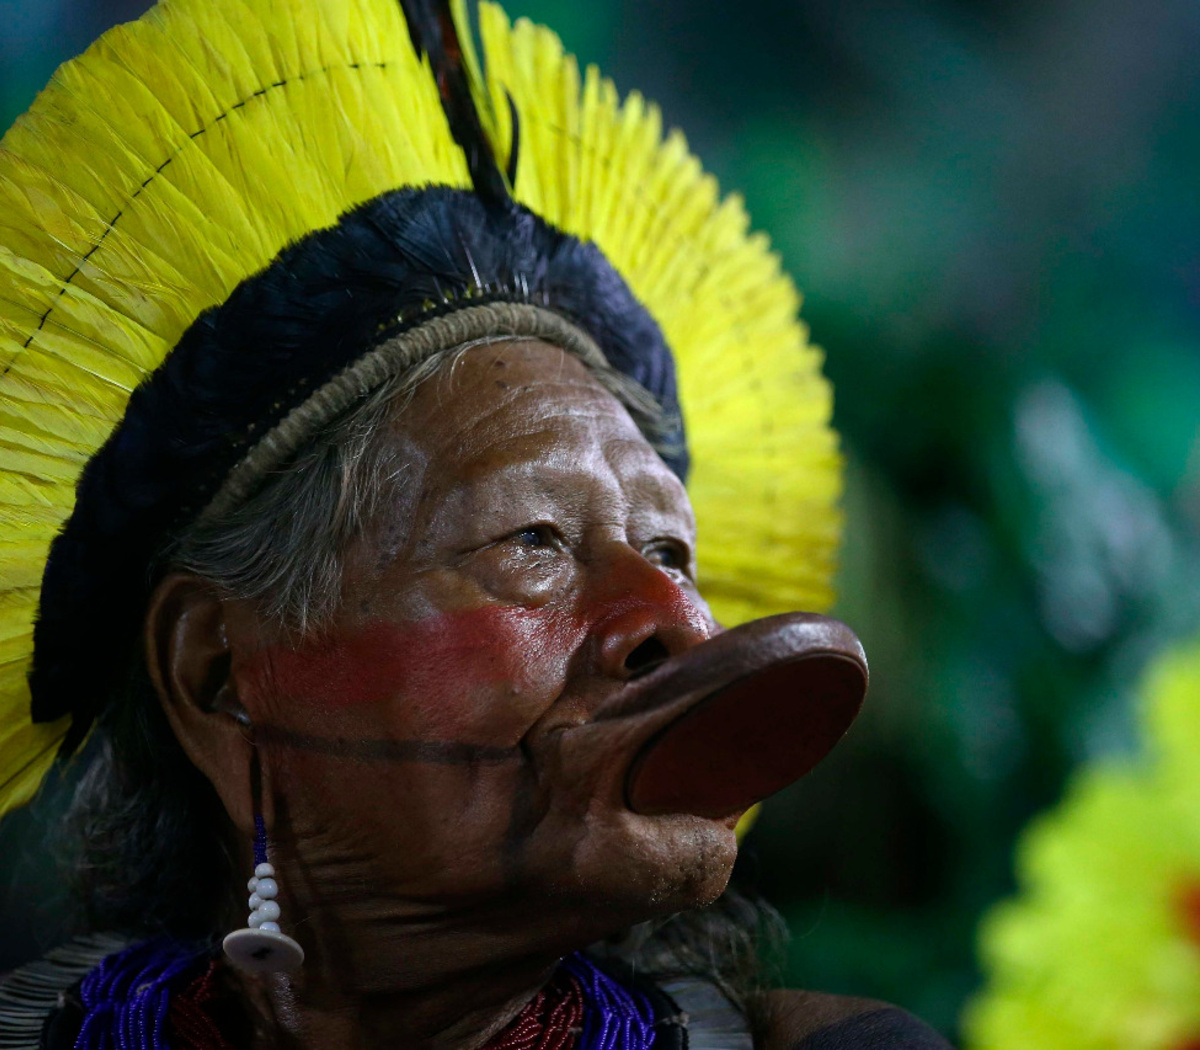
<box><xmin>204</xmin><ymin>302</ymin><xmax>614</xmax><ymax>521</ymax></box>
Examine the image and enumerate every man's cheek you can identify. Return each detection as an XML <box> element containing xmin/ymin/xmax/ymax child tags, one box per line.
<box><xmin>266</xmin><ymin>752</ymin><xmax>533</xmax><ymax>900</ymax></box>
<box><xmin>236</xmin><ymin>606</ymin><xmax>585</xmax><ymax>742</ymax></box>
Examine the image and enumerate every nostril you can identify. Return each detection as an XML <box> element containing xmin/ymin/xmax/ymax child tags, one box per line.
<box><xmin>625</xmin><ymin>635</ymin><xmax>671</xmax><ymax>678</ymax></box>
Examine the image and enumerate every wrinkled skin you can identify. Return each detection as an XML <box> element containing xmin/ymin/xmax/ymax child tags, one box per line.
<box><xmin>148</xmin><ymin>341</ymin><xmax>742</xmax><ymax>1049</ymax></box>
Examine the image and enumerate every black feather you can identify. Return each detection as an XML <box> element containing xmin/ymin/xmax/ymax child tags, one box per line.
<box><xmin>398</xmin><ymin>0</ymin><xmax>513</xmax><ymax>209</ymax></box>
<box><xmin>505</xmin><ymin>92</ymin><xmax>520</xmax><ymax>187</ymax></box>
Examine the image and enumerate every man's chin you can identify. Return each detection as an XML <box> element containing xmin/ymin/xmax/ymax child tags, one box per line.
<box><xmin>543</xmin><ymin>811</ymin><xmax>739</xmax><ymax>929</ymax></box>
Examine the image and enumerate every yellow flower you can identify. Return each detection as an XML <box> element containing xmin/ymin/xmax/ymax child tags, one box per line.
<box><xmin>964</xmin><ymin>639</ymin><xmax>1200</xmax><ymax>1050</ymax></box>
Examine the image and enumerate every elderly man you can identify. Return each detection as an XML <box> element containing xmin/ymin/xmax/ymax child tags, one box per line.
<box><xmin>0</xmin><ymin>1</ymin><xmax>952</xmax><ymax>1047</ymax></box>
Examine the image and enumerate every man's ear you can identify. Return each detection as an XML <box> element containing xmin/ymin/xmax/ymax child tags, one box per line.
<box><xmin>145</xmin><ymin>573</ymin><xmax>256</xmax><ymax>835</ymax></box>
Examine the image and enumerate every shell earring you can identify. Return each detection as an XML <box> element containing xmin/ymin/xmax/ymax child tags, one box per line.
<box><xmin>222</xmin><ymin>753</ymin><xmax>304</xmax><ymax>973</ymax></box>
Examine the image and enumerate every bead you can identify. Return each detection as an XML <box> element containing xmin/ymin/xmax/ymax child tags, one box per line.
<box><xmin>248</xmin><ymin>910</ymin><xmax>264</xmax><ymax>928</ymax></box>
<box><xmin>254</xmin><ymin>877</ymin><xmax>278</xmax><ymax>899</ymax></box>
<box><xmin>254</xmin><ymin>862</ymin><xmax>275</xmax><ymax>878</ymax></box>
<box><xmin>247</xmin><ymin>877</ymin><xmax>259</xmax><ymax>893</ymax></box>
<box><xmin>258</xmin><ymin>921</ymin><xmax>281</xmax><ymax>933</ymax></box>
<box><xmin>249</xmin><ymin>893</ymin><xmax>262</xmax><ymax>910</ymax></box>
<box><xmin>255</xmin><ymin>900</ymin><xmax>281</xmax><ymax>922</ymax></box>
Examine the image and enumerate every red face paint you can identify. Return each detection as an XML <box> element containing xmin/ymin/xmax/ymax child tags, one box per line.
<box><xmin>239</xmin><ymin>553</ymin><xmax>707</xmax><ymax>744</ymax></box>
<box><xmin>240</xmin><ymin>605</ymin><xmax>588</xmax><ymax>741</ymax></box>
<box><xmin>582</xmin><ymin>552</ymin><xmax>712</xmax><ymax>657</ymax></box>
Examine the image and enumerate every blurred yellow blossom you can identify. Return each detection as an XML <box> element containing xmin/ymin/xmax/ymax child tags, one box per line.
<box><xmin>965</xmin><ymin>639</ymin><xmax>1200</xmax><ymax>1050</ymax></box>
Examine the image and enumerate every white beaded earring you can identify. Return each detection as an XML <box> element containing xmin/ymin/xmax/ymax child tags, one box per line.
<box><xmin>222</xmin><ymin>755</ymin><xmax>304</xmax><ymax>973</ymax></box>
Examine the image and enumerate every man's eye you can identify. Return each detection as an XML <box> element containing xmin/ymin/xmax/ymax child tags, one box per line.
<box><xmin>511</xmin><ymin>524</ymin><xmax>558</xmax><ymax>549</ymax></box>
<box><xmin>644</xmin><ymin>541</ymin><xmax>689</xmax><ymax>572</ymax></box>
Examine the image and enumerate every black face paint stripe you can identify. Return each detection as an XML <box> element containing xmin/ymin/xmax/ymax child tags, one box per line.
<box><xmin>252</xmin><ymin>724</ymin><xmax>522</xmax><ymax>765</ymax></box>
<box><xmin>501</xmin><ymin>760</ymin><xmax>545</xmax><ymax>890</ymax></box>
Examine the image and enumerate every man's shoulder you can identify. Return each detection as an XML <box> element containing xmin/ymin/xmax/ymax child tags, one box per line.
<box><xmin>761</xmin><ymin>989</ymin><xmax>954</xmax><ymax>1050</ymax></box>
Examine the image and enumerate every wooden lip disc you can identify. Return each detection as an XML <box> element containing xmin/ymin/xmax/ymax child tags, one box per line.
<box><xmin>625</xmin><ymin>614</ymin><xmax>868</xmax><ymax>819</ymax></box>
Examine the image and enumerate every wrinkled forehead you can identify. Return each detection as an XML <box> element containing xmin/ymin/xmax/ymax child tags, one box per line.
<box><xmin>373</xmin><ymin>339</ymin><xmax>691</xmax><ymax>531</ymax></box>
<box><xmin>393</xmin><ymin>339</ymin><xmax>662</xmax><ymax>472</ymax></box>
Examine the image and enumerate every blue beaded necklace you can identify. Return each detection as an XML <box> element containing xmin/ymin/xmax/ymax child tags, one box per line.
<box><xmin>72</xmin><ymin>939</ymin><xmax>660</xmax><ymax>1050</ymax></box>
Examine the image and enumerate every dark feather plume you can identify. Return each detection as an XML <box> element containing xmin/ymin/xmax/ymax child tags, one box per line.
<box><xmin>398</xmin><ymin>0</ymin><xmax>513</xmax><ymax>209</ymax></box>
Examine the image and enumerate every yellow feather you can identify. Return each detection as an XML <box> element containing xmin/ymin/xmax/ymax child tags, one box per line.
<box><xmin>0</xmin><ymin>713</ymin><xmax>69</xmax><ymax>815</ymax></box>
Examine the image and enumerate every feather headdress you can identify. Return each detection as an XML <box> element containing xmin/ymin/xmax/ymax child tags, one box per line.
<box><xmin>0</xmin><ymin>0</ymin><xmax>841</xmax><ymax>819</ymax></box>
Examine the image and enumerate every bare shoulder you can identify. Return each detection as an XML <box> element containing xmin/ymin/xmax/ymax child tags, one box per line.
<box><xmin>760</xmin><ymin>989</ymin><xmax>954</xmax><ymax>1050</ymax></box>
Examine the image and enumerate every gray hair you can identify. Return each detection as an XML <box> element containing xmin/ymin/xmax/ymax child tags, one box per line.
<box><xmin>163</xmin><ymin>337</ymin><xmax>669</xmax><ymax>633</ymax></box>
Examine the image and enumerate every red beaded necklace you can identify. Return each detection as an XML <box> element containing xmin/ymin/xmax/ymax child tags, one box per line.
<box><xmin>482</xmin><ymin>971</ymin><xmax>586</xmax><ymax>1050</ymax></box>
<box><xmin>168</xmin><ymin>961</ymin><xmax>235</xmax><ymax>1050</ymax></box>
<box><xmin>164</xmin><ymin>959</ymin><xmax>586</xmax><ymax>1050</ymax></box>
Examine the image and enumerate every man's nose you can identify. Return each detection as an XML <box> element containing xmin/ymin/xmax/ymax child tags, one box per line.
<box><xmin>588</xmin><ymin>545</ymin><xmax>710</xmax><ymax>680</ymax></box>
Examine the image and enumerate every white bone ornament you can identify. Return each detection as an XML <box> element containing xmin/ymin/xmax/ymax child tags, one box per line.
<box><xmin>223</xmin><ymin>862</ymin><xmax>305</xmax><ymax>972</ymax></box>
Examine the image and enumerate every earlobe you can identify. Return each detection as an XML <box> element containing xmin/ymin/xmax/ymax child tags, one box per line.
<box><xmin>144</xmin><ymin>573</ymin><xmax>256</xmax><ymax>833</ymax></box>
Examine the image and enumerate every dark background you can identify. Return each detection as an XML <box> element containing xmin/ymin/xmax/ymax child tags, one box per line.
<box><xmin>3</xmin><ymin>0</ymin><xmax>1200</xmax><ymax>1041</ymax></box>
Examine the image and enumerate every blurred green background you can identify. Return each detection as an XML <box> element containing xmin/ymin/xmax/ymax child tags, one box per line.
<box><xmin>3</xmin><ymin>0</ymin><xmax>1200</xmax><ymax>1041</ymax></box>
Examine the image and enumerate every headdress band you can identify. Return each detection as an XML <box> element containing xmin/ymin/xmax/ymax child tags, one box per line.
<box><xmin>204</xmin><ymin>302</ymin><xmax>606</xmax><ymax>520</ymax></box>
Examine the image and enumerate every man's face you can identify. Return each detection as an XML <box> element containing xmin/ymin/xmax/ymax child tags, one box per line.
<box><xmin>232</xmin><ymin>339</ymin><xmax>739</xmax><ymax>985</ymax></box>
